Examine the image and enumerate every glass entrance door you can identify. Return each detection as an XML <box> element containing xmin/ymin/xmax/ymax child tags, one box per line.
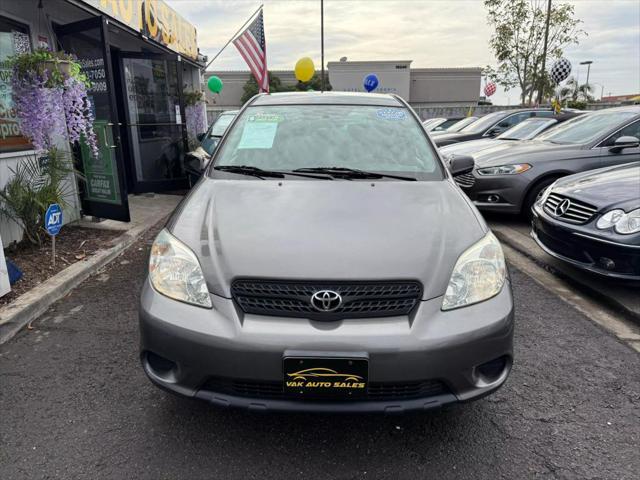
<box><xmin>118</xmin><ymin>52</ymin><xmax>188</xmax><ymax>193</ymax></box>
<box><xmin>54</xmin><ymin>16</ymin><xmax>130</xmax><ymax>222</ymax></box>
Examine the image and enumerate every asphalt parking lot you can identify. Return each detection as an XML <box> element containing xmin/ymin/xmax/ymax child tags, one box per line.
<box><xmin>1</xmin><ymin>224</ymin><xmax>639</xmax><ymax>480</ymax></box>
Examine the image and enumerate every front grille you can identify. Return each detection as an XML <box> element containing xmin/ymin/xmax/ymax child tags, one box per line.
<box><xmin>200</xmin><ymin>377</ymin><xmax>449</xmax><ymax>401</ymax></box>
<box><xmin>543</xmin><ymin>193</ymin><xmax>598</xmax><ymax>224</ymax></box>
<box><xmin>232</xmin><ymin>280</ymin><xmax>422</xmax><ymax>320</ymax></box>
<box><xmin>454</xmin><ymin>171</ymin><xmax>475</xmax><ymax>188</ymax></box>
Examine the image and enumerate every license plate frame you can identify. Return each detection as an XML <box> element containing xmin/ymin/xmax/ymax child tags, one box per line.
<box><xmin>283</xmin><ymin>357</ymin><xmax>369</xmax><ymax>399</ymax></box>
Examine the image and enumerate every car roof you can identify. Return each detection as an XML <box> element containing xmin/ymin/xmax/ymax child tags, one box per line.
<box><xmin>250</xmin><ymin>91</ymin><xmax>403</xmax><ymax>107</ymax></box>
<box><xmin>588</xmin><ymin>105</ymin><xmax>640</xmax><ymax>115</ymax></box>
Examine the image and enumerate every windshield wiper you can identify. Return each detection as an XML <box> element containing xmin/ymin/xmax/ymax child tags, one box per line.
<box><xmin>213</xmin><ymin>165</ymin><xmax>333</xmax><ymax>180</ymax></box>
<box><xmin>214</xmin><ymin>165</ymin><xmax>284</xmax><ymax>179</ymax></box>
<box><xmin>293</xmin><ymin>166</ymin><xmax>416</xmax><ymax>181</ymax></box>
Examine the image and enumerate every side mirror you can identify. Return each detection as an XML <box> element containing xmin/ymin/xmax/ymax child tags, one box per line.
<box><xmin>197</xmin><ymin>132</ymin><xmax>206</xmax><ymax>142</ymax></box>
<box><xmin>609</xmin><ymin>136</ymin><xmax>640</xmax><ymax>153</ymax></box>
<box><xmin>448</xmin><ymin>155</ymin><xmax>475</xmax><ymax>176</ymax></box>
<box><xmin>486</xmin><ymin>127</ymin><xmax>502</xmax><ymax>137</ymax></box>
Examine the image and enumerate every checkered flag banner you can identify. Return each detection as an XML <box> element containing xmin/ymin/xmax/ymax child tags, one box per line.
<box><xmin>484</xmin><ymin>82</ymin><xmax>497</xmax><ymax>97</ymax></box>
<box><xmin>550</xmin><ymin>58</ymin><xmax>572</xmax><ymax>84</ymax></box>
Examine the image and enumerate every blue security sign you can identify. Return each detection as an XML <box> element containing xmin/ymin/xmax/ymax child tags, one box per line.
<box><xmin>44</xmin><ymin>203</ymin><xmax>63</xmax><ymax>236</ymax></box>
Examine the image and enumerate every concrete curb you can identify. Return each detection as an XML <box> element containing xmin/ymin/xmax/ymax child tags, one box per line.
<box><xmin>0</xmin><ymin>221</ymin><xmax>152</xmax><ymax>345</ymax></box>
<box><xmin>493</xmin><ymin>228</ymin><xmax>640</xmax><ymax>324</ymax></box>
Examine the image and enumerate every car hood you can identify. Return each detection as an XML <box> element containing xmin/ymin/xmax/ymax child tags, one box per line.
<box><xmin>168</xmin><ymin>179</ymin><xmax>486</xmax><ymax>300</ymax></box>
<box><xmin>470</xmin><ymin>140</ymin><xmax>586</xmax><ymax>167</ymax></box>
<box><xmin>440</xmin><ymin>139</ymin><xmax>518</xmax><ymax>158</ymax></box>
<box><xmin>552</xmin><ymin>162</ymin><xmax>640</xmax><ymax>210</ymax></box>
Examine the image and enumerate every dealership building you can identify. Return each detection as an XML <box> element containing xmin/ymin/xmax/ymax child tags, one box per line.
<box><xmin>1</xmin><ymin>0</ymin><xmax>206</xmax><ymax>242</ymax></box>
<box><xmin>205</xmin><ymin>60</ymin><xmax>482</xmax><ymax>120</ymax></box>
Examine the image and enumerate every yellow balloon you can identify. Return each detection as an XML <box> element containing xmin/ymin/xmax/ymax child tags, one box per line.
<box><xmin>295</xmin><ymin>57</ymin><xmax>315</xmax><ymax>82</ymax></box>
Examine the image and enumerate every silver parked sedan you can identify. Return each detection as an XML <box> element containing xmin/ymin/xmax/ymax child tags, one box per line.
<box><xmin>139</xmin><ymin>92</ymin><xmax>514</xmax><ymax>413</ymax></box>
<box><xmin>451</xmin><ymin>106</ymin><xmax>640</xmax><ymax>215</ymax></box>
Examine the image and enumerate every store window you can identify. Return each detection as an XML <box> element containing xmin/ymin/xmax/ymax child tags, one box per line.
<box><xmin>0</xmin><ymin>15</ymin><xmax>32</xmax><ymax>153</ymax></box>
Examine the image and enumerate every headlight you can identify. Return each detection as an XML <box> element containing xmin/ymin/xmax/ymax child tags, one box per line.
<box><xmin>596</xmin><ymin>209</ymin><xmax>625</xmax><ymax>230</ymax></box>
<box><xmin>614</xmin><ymin>209</ymin><xmax>640</xmax><ymax>234</ymax></box>
<box><xmin>149</xmin><ymin>229</ymin><xmax>212</xmax><ymax>308</ymax></box>
<box><xmin>442</xmin><ymin>232</ymin><xmax>506</xmax><ymax>311</ymax></box>
<box><xmin>536</xmin><ymin>183</ymin><xmax>556</xmax><ymax>206</ymax></box>
<box><xmin>476</xmin><ymin>164</ymin><xmax>532</xmax><ymax>176</ymax></box>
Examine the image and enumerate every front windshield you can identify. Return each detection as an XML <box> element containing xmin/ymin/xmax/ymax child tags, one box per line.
<box><xmin>446</xmin><ymin>117</ymin><xmax>477</xmax><ymax>132</ymax></box>
<box><xmin>201</xmin><ymin>113</ymin><xmax>237</xmax><ymax>155</ymax></box>
<box><xmin>212</xmin><ymin>105</ymin><xmax>442</xmax><ymax>178</ymax></box>
<box><xmin>538</xmin><ymin>111</ymin><xmax>637</xmax><ymax>145</ymax></box>
<box><xmin>497</xmin><ymin>118</ymin><xmax>556</xmax><ymax>140</ymax></box>
<box><xmin>460</xmin><ymin>111</ymin><xmax>507</xmax><ymax>133</ymax></box>
<box><xmin>210</xmin><ymin>113</ymin><xmax>236</xmax><ymax>137</ymax></box>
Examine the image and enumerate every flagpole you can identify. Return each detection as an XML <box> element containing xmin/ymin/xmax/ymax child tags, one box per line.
<box><xmin>320</xmin><ymin>0</ymin><xmax>325</xmax><ymax>92</ymax></box>
<box><xmin>205</xmin><ymin>4</ymin><xmax>264</xmax><ymax>70</ymax></box>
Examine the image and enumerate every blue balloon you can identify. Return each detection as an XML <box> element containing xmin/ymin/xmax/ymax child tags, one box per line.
<box><xmin>363</xmin><ymin>74</ymin><xmax>379</xmax><ymax>92</ymax></box>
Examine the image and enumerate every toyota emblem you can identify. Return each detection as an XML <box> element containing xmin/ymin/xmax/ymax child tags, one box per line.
<box><xmin>555</xmin><ymin>199</ymin><xmax>571</xmax><ymax>216</ymax></box>
<box><xmin>310</xmin><ymin>290</ymin><xmax>342</xmax><ymax>312</ymax></box>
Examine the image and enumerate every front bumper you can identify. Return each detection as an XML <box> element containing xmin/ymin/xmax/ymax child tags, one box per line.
<box><xmin>139</xmin><ymin>280</ymin><xmax>515</xmax><ymax>413</ymax></box>
<box><xmin>454</xmin><ymin>171</ymin><xmax>530</xmax><ymax>214</ymax></box>
<box><xmin>531</xmin><ymin>206</ymin><xmax>640</xmax><ymax>280</ymax></box>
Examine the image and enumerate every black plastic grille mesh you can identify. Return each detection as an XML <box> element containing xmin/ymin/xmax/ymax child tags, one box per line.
<box><xmin>201</xmin><ymin>377</ymin><xmax>449</xmax><ymax>401</ymax></box>
<box><xmin>231</xmin><ymin>280</ymin><xmax>422</xmax><ymax>320</ymax></box>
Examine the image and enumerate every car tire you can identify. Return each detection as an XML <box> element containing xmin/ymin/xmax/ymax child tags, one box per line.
<box><xmin>522</xmin><ymin>176</ymin><xmax>563</xmax><ymax>218</ymax></box>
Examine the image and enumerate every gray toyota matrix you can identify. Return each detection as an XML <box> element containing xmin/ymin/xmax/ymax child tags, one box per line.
<box><xmin>139</xmin><ymin>92</ymin><xmax>514</xmax><ymax>413</ymax></box>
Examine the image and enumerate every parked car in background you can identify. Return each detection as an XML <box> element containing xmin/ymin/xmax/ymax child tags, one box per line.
<box><xmin>140</xmin><ymin>91</ymin><xmax>514</xmax><ymax>413</ymax></box>
<box><xmin>532</xmin><ymin>162</ymin><xmax>640</xmax><ymax>281</ymax></box>
<box><xmin>441</xmin><ymin>113</ymin><xmax>583</xmax><ymax>159</ymax></box>
<box><xmin>430</xmin><ymin>117</ymin><xmax>464</xmax><ymax>132</ymax></box>
<box><xmin>422</xmin><ymin>117</ymin><xmax>447</xmax><ymax>131</ymax></box>
<box><xmin>430</xmin><ymin>116</ymin><xmax>478</xmax><ymax>136</ymax></box>
<box><xmin>184</xmin><ymin>110</ymin><xmax>239</xmax><ymax>185</ymax></box>
<box><xmin>451</xmin><ymin>106</ymin><xmax>640</xmax><ymax>215</ymax></box>
<box><xmin>433</xmin><ymin>108</ymin><xmax>558</xmax><ymax>147</ymax></box>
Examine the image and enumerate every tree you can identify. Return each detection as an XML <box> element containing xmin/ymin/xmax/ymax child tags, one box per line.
<box><xmin>240</xmin><ymin>72</ymin><xmax>292</xmax><ymax>104</ymax></box>
<box><xmin>558</xmin><ymin>76</ymin><xmax>595</xmax><ymax>105</ymax></box>
<box><xmin>484</xmin><ymin>0</ymin><xmax>585</xmax><ymax>105</ymax></box>
<box><xmin>293</xmin><ymin>73</ymin><xmax>332</xmax><ymax>92</ymax></box>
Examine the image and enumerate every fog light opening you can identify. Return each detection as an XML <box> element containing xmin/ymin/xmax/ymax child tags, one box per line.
<box><xmin>145</xmin><ymin>351</ymin><xmax>178</xmax><ymax>379</ymax></box>
<box><xmin>476</xmin><ymin>355</ymin><xmax>509</xmax><ymax>384</ymax></box>
<box><xmin>598</xmin><ymin>257</ymin><xmax>616</xmax><ymax>271</ymax></box>
<box><xmin>487</xmin><ymin>194</ymin><xmax>501</xmax><ymax>203</ymax></box>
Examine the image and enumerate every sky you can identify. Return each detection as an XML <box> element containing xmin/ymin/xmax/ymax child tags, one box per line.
<box><xmin>167</xmin><ymin>0</ymin><xmax>640</xmax><ymax>105</ymax></box>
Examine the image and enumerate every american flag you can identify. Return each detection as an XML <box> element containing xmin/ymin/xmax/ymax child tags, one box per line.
<box><xmin>233</xmin><ymin>10</ymin><xmax>269</xmax><ymax>93</ymax></box>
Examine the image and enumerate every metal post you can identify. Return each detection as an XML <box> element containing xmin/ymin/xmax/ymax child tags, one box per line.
<box><xmin>537</xmin><ymin>0</ymin><xmax>552</xmax><ymax>105</ymax></box>
<box><xmin>321</xmin><ymin>0</ymin><xmax>325</xmax><ymax>92</ymax></box>
<box><xmin>52</xmin><ymin>235</ymin><xmax>55</xmax><ymax>267</ymax></box>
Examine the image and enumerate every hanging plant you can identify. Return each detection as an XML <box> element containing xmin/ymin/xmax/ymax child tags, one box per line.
<box><xmin>183</xmin><ymin>89</ymin><xmax>207</xmax><ymax>149</ymax></box>
<box><xmin>9</xmin><ymin>49</ymin><xmax>99</xmax><ymax>158</ymax></box>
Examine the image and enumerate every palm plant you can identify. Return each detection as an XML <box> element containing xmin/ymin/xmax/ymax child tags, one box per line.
<box><xmin>559</xmin><ymin>77</ymin><xmax>595</xmax><ymax>103</ymax></box>
<box><xmin>0</xmin><ymin>148</ymin><xmax>78</xmax><ymax>245</ymax></box>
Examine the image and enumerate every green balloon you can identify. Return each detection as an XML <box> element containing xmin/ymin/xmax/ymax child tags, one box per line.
<box><xmin>208</xmin><ymin>75</ymin><xmax>223</xmax><ymax>93</ymax></box>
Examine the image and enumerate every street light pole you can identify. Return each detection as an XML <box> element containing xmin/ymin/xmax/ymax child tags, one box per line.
<box><xmin>580</xmin><ymin>60</ymin><xmax>593</xmax><ymax>87</ymax></box>
<box><xmin>320</xmin><ymin>0</ymin><xmax>325</xmax><ymax>92</ymax></box>
<box><xmin>537</xmin><ymin>0</ymin><xmax>552</xmax><ymax>105</ymax></box>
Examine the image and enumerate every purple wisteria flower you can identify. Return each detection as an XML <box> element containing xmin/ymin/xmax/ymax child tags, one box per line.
<box><xmin>11</xmin><ymin>70</ymin><xmax>65</xmax><ymax>150</ymax></box>
<box><xmin>12</xmin><ymin>66</ymin><xmax>99</xmax><ymax>158</ymax></box>
<box><xmin>185</xmin><ymin>102</ymin><xmax>207</xmax><ymax>146</ymax></box>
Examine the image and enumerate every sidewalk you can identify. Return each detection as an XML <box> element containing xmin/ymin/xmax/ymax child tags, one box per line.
<box><xmin>489</xmin><ymin>217</ymin><xmax>640</xmax><ymax>323</ymax></box>
<box><xmin>0</xmin><ymin>194</ymin><xmax>182</xmax><ymax>344</ymax></box>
